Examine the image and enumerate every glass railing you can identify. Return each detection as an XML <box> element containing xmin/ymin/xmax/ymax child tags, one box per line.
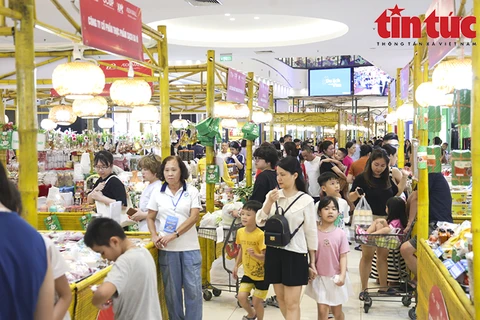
<box><xmin>277</xmin><ymin>55</ymin><xmax>372</xmax><ymax>69</ymax></box>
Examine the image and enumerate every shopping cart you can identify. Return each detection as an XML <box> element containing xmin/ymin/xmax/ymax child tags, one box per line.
<box><xmin>355</xmin><ymin>225</ymin><xmax>416</xmax><ymax>314</ymax></box>
<box><xmin>197</xmin><ymin>218</ymin><xmax>242</xmax><ymax>301</ymax></box>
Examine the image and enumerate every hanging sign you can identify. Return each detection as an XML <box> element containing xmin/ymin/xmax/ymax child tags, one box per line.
<box><xmin>390</xmin><ymin>79</ymin><xmax>396</xmax><ymax>108</ymax></box>
<box><xmin>426</xmin><ymin>0</ymin><xmax>457</xmax><ymax>67</ymax></box>
<box><xmin>428</xmin><ymin>285</ymin><xmax>449</xmax><ymax>320</ymax></box>
<box><xmin>400</xmin><ymin>64</ymin><xmax>409</xmax><ymax>101</ymax></box>
<box><xmin>226</xmin><ymin>69</ymin><xmax>246</xmax><ymax>104</ymax></box>
<box><xmin>258</xmin><ymin>82</ymin><xmax>269</xmax><ymax>108</ymax></box>
<box><xmin>80</xmin><ymin>0</ymin><xmax>143</xmax><ymax>61</ymax></box>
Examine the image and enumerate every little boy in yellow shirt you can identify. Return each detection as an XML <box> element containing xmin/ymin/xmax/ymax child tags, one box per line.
<box><xmin>233</xmin><ymin>200</ymin><xmax>267</xmax><ymax>320</ymax></box>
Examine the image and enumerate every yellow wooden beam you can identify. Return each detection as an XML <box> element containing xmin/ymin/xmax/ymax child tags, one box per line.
<box><xmin>49</xmin><ymin>0</ymin><xmax>81</xmax><ymax>33</ymax></box>
<box><xmin>0</xmin><ymin>4</ymin><xmax>22</xmax><ymax>20</ymax></box>
<box><xmin>0</xmin><ymin>0</ymin><xmax>6</xmax><ymax>27</ymax></box>
<box><xmin>0</xmin><ymin>56</ymin><xmax>65</xmax><ymax>80</ymax></box>
<box><xmin>0</xmin><ymin>90</ymin><xmax>6</xmax><ymax>166</ymax></box>
<box><xmin>157</xmin><ymin>25</ymin><xmax>170</xmax><ymax>158</ymax></box>
<box><xmin>35</xmin><ymin>20</ymin><xmax>82</xmax><ymax>42</ymax></box>
<box><xmin>472</xmin><ymin>0</ymin><xmax>480</xmax><ymax>315</ymax></box>
<box><xmin>13</xmin><ymin>0</ymin><xmax>37</xmax><ymax>227</ymax></box>
<box><xmin>246</xmin><ymin>72</ymin><xmax>254</xmax><ymax>187</ymax></box>
<box><xmin>206</xmin><ymin>50</ymin><xmax>215</xmax><ymax>214</ymax></box>
<box><xmin>143</xmin><ymin>44</ymin><xmax>158</xmax><ymax>67</ymax></box>
<box><xmin>0</xmin><ymin>26</ymin><xmax>12</xmax><ymax>36</ymax></box>
<box><xmin>273</xmin><ymin>112</ymin><xmax>339</xmax><ymax>126</ymax></box>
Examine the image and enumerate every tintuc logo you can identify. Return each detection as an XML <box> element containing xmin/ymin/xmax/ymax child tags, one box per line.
<box><xmin>375</xmin><ymin>5</ymin><xmax>476</xmax><ymax>39</ymax></box>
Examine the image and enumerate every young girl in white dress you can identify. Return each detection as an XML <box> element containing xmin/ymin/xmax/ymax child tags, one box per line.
<box><xmin>305</xmin><ymin>196</ymin><xmax>352</xmax><ymax>320</ymax></box>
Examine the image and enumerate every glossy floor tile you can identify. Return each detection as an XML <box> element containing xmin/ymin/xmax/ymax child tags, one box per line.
<box><xmin>203</xmin><ymin>240</ymin><xmax>413</xmax><ymax>319</ymax></box>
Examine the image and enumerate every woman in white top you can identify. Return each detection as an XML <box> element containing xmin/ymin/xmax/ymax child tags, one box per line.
<box><xmin>147</xmin><ymin>156</ymin><xmax>203</xmax><ymax>320</ymax></box>
<box><xmin>256</xmin><ymin>156</ymin><xmax>318</xmax><ymax>320</ymax></box>
<box><xmin>129</xmin><ymin>154</ymin><xmax>162</xmax><ymax>232</ymax></box>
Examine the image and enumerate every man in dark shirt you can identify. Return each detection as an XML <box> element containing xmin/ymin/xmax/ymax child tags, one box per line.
<box><xmin>249</xmin><ymin>146</ymin><xmax>279</xmax><ymax>204</ymax></box>
<box><xmin>400</xmin><ymin>173</ymin><xmax>452</xmax><ymax>286</ymax></box>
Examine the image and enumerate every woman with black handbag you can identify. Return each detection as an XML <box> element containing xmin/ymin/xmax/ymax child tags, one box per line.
<box><xmin>256</xmin><ymin>156</ymin><xmax>318</xmax><ymax>320</ymax></box>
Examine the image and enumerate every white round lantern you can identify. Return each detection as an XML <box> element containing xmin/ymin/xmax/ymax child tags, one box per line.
<box><xmin>40</xmin><ymin>118</ymin><xmax>57</xmax><ymax>131</ymax></box>
<box><xmin>385</xmin><ymin>112</ymin><xmax>397</xmax><ymax>125</ymax></box>
<box><xmin>132</xmin><ymin>106</ymin><xmax>159</xmax><ymax>123</ymax></box>
<box><xmin>220</xmin><ymin>118</ymin><xmax>238</xmax><ymax>129</ymax></box>
<box><xmin>432</xmin><ymin>58</ymin><xmax>472</xmax><ymax>93</ymax></box>
<box><xmin>214</xmin><ymin>101</ymin><xmax>233</xmax><ymax>118</ymax></box>
<box><xmin>415</xmin><ymin>81</ymin><xmax>444</xmax><ymax>107</ymax></box>
<box><xmin>48</xmin><ymin>105</ymin><xmax>77</xmax><ymax>125</ymax></box>
<box><xmin>110</xmin><ymin>79</ymin><xmax>152</xmax><ymax>107</ymax></box>
<box><xmin>396</xmin><ymin>103</ymin><xmax>414</xmax><ymax>121</ymax></box>
<box><xmin>98</xmin><ymin>117</ymin><xmax>114</xmax><ymax>129</ymax></box>
<box><xmin>52</xmin><ymin>60</ymin><xmax>105</xmax><ymax>99</ymax></box>
<box><xmin>172</xmin><ymin>116</ymin><xmax>189</xmax><ymax>129</ymax></box>
<box><xmin>72</xmin><ymin>96</ymin><xmax>108</xmax><ymax>119</ymax></box>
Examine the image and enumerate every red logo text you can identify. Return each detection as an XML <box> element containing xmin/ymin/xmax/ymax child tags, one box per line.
<box><xmin>375</xmin><ymin>5</ymin><xmax>476</xmax><ymax>39</ymax></box>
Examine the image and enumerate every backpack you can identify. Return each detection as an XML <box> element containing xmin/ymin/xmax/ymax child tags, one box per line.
<box><xmin>264</xmin><ymin>193</ymin><xmax>306</xmax><ymax>247</ymax></box>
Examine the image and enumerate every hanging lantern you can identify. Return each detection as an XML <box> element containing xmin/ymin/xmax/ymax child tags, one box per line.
<box><xmin>220</xmin><ymin>118</ymin><xmax>238</xmax><ymax>129</ymax></box>
<box><xmin>214</xmin><ymin>101</ymin><xmax>234</xmax><ymax>118</ymax></box>
<box><xmin>72</xmin><ymin>96</ymin><xmax>108</xmax><ymax>119</ymax></box>
<box><xmin>172</xmin><ymin>115</ymin><xmax>189</xmax><ymax>129</ymax></box>
<box><xmin>232</xmin><ymin>104</ymin><xmax>250</xmax><ymax>119</ymax></box>
<box><xmin>132</xmin><ymin>105</ymin><xmax>159</xmax><ymax>123</ymax></box>
<box><xmin>48</xmin><ymin>105</ymin><xmax>77</xmax><ymax>125</ymax></box>
<box><xmin>110</xmin><ymin>79</ymin><xmax>152</xmax><ymax>107</ymax></box>
<box><xmin>252</xmin><ymin>111</ymin><xmax>266</xmax><ymax>124</ymax></box>
<box><xmin>98</xmin><ymin>117</ymin><xmax>114</xmax><ymax>129</ymax></box>
<box><xmin>415</xmin><ymin>81</ymin><xmax>446</xmax><ymax>107</ymax></box>
<box><xmin>385</xmin><ymin>111</ymin><xmax>397</xmax><ymax>125</ymax></box>
<box><xmin>264</xmin><ymin>112</ymin><xmax>273</xmax><ymax>123</ymax></box>
<box><xmin>40</xmin><ymin>119</ymin><xmax>57</xmax><ymax>131</ymax></box>
<box><xmin>4</xmin><ymin>115</ymin><xmax>8</xmax><ymax>123</ymax></box>
<box><xmin>432</xmin><ymin>58</ymin><xmax>472</xmax><ymax>93</ymax></box>
<box><xmin>396</xmin><ymin>103</ymin><xmax>414</xmax><ymax>121</ymax></box>
<box><xmin>52</xmin><ymin>60</ymin><xmax>105</xmax><ymax>99</ymax></box>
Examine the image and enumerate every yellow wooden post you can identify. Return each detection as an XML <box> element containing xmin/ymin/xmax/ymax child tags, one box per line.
<box><xmin>416</xmin><ymin>15</ymin><xmax>429</xmax><ymax>243</ymax></box>
<box><xmin>338</xmin><ymin>111</ymin><xmax>346</xmax><ymax>148</ymax></box>
<box><xmin>269</xmin><ymin>85</ymin><xmax>274</xmax><ymax>142</ymax></box>
<box><xmin>246</xmin><ymin>72</ymin><xmax>254</xmax><ymax>187</ymax></box>
<box><xmin>13</xmin><ymin>0</ymin><xmax>37</xmax><ymax>227</ymax></box>
<box><xmin>471</xmin><ymin>0</ymin><xmax>480</xmax><ymax>315</ymax></box>
<box><xmin>157</xmin><ymin>26</ymin><xmax>170</xmax><ymax>158</ymax></box>
<box><xmin>205</xmin><ymin>50</ymin><xmax>215</xmax><ymax>213</ymax></box>
<box><xmin>0</xmin><ymin>90</ymin><xmax>6</xmax><ymax>166</ymax></box>
<box><xmin>387</xmin><ymin>89</ymin><xmax>393</xmax><ymax>133</ymax></box>
<box><xmin>396</xmin><ymin>68</ymin><xmax>405</xmax><ymax>169</ymax></box>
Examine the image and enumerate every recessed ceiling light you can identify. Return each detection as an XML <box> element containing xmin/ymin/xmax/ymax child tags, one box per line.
<box><xmin>254</xmin><ymin>17</ymin><xmax>260</xmax><ymax>20</ymax></box>
<box><xmin>225</xmin><ymin>13</ymin><xmax>231</xmax><ymax>16</ymax></box>
<box><xmin>230</xmin><ymin>18</ymin><xmax>235</xmax><ymax>21</ymax></box>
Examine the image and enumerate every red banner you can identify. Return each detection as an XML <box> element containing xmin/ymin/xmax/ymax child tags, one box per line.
<box><xmin>80</xmin><ymin>0</ymin><xmax>143</xmax><ymax>61</ymax></box>
<box><xmin>51</xmin><ymin>59</ymin><xmax>153</xmax><ymax>97</ymax></box>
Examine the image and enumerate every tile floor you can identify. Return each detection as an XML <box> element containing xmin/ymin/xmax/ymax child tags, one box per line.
<box><xmin>203</xmin><ymin>247</ymin><xmax>413</xmax><ymax>319</ymax></box>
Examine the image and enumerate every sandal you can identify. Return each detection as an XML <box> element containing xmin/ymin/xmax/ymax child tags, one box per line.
<box><xmin>359</xmin><ymin>292</ymin><xmax>367</xmax><ymax>301</ymax></box>
<box><xmin>242</xmin><ymin>316</ymin><xmax>257</xmax><ymax>320</ymax></box>
<box><xmin>266</xmin><ymin>296</ymin><xmax>279</xmax><ymax>308</ymax></box>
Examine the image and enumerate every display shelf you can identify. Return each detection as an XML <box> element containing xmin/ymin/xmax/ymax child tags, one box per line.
<box><xmin>38</xmin><ymin>212</ymin><xmax>90</xmax><ymax>231</ymax></box>
<box><xmin>417</xmin><ymin>240</ymin><xmax>474</xmax><ymax>319</ymax></box>
<box><xmin>453</xmin><ymin>215</ymin><xmax>471</xmax><ymax>224</ymax></box>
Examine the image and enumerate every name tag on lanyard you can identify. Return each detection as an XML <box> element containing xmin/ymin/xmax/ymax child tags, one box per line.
<box><xmin>163</xmin><ymin>190</ymin><xmax>186</xmax><ymax>233</ymax></box>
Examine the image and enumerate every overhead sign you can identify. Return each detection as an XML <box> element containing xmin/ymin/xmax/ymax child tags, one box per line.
<box><xmin>258</xmin><ymin>82</ymin><xmax>269</xmax><ymax>108</ymax></box>
<box><xmin>226</xmin><ymin>69</ymin><xmax>246</xmax><ymax>104</ymax></box>
<box><xmin>390</xmin><ymin>79</ymin><xmax>396</xmax><ymax>108</ymax></box>
<box><xmin>80</xmin><ymin>0</ymin><xmax>143</xmax><ymax>61</ymax></box>
<box><xmin>220</xmin><ymin>54</ymin><xmax>233</xmax><ymax>62</ymax></box>
<box><xmin>51</xmin><ymin>59</ymin><xmax>152</xmax><ymax>97</ymax></box>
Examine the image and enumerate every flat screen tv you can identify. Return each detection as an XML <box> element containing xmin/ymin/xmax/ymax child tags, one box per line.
<box><xmin>354</xmin><ymin>66</ymin><xmax>392</xmax><ymax>96</ymax></box>
<box><xmin>308</xmin><ymin>68</ymin><xmax>352</xmax><ymax>96</ymax></box>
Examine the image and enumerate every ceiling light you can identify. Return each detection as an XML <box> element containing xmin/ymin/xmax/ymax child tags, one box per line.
<box><xmin>230</xmin><ymin>18</ymin><xmax>235</xmax><ymax>21</ymax></box>
<box><xmin>40</xmin><ymin>119</ymin><xmax>57</xmax><ymax>131</ymax></box>
<box><xmin>225</xmin><ymin>13</ymin><xmax>231</xmax><ymax>16</ymax></box>
<box><xmin>72</xmin><ymin>96</ymin><xmax>109</xmax><ymax>119</ymax></box>
<box><xmin>254</xmin><ymin>16</ymin><xmax>260</xmax><ymax>20</ymax></box>
<box><xmin>48</xmin><ymin>105</ymin><xmax>77</xmax><ymax>126</ymax></box>
<box><xmin>98</xmin><ymin>117</ymin><xmax>114</xmax><ymax>129</ymax></box>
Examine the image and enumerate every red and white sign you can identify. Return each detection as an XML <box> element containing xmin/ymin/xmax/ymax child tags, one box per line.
<box><xmin>375</xmin><ymin>3</ymin><xmax>476</xmax><ymax>39</ymax></box>
<box><xmin>428</xmin><ymin>285</ymin><xmax>449</xmax><ymax>320</ymax></box>
<box><xmin>258</xmin><ymin>82</ymin><xmax>269</xmax><ymax>108</ymax></box>
<box><xmin>80</xmin><ymin>0</ymin><xmax>143</xmax><ymax>61</ymax></box>
<box><xmin>51</xmin><ymin>59</ymin><xmax>153</xmax><ymax>97</ymax></box>
<box><xmin>226</xmin><ymin>69</ymin><xmax>246</xmax><ymax>104</ymax></box>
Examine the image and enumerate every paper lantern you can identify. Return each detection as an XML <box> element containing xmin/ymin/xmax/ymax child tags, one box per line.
<box><xmin>4</xmin><ymin>115</ymin><xmax>8</xmax><ymax>123</ymax></box>
<box><xmin>98</xmin><ymin>117</ymin><xmax>114</xmax><ymax>129</ymax></box>
<box><xmin>396</xmin><ymin>103</ymin><xmax>414</xmax><ymax>121</ymax></box>
<box><xmin>172</xmin><ymin>116</ymin><xmax>189</xmax><ymax>129</ymax></box>
<box><xmin>432</xmin><ymin>58</ymin><xmax>472</xmax><ymax>93</ymax></box>
<box><xmin>131</xmin><ymin>105</ymin><xmax>159</xmax><ymax>123</ymax></box>
<box><xmin>214</xmin><ymin>101</ymin><xmax>234</xmax><ymax>118</ymax></box>
<box><xmin>52</xmin><ymin>60</ymin><xmax>105</xmax><ymax>99</ymax></box>
<box><xmin>110</xmin><ymin>79</ymin><xmax>152</xmax><ymax>107</ymax></box>
<box><xmin>48</xmin><ymin>105</ymin><xmax>77</xmax><ymax>125</ymax></box>
<box><xmin>385</xmin><ymin>112</ymin><xmax>397</xmax><ymax>125</ymax></box>
<box><xmin>415</xmin><ymin>81</ymin><xmax>444</xmax><ymax>107</ymax></box>
<box><xmin>40</xmin><ymin>118</ymin><xmax>57</xmax><ymax>131</ymax></box>
<box><xmin>72</xmin><ymin>96</ymin><xmax>108</xmax><ymax>119</ymax></box>
<box><xmin>220</xmin><ymin>118</ymin><xmax>238</xmax><ymax>129</ymax></box>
